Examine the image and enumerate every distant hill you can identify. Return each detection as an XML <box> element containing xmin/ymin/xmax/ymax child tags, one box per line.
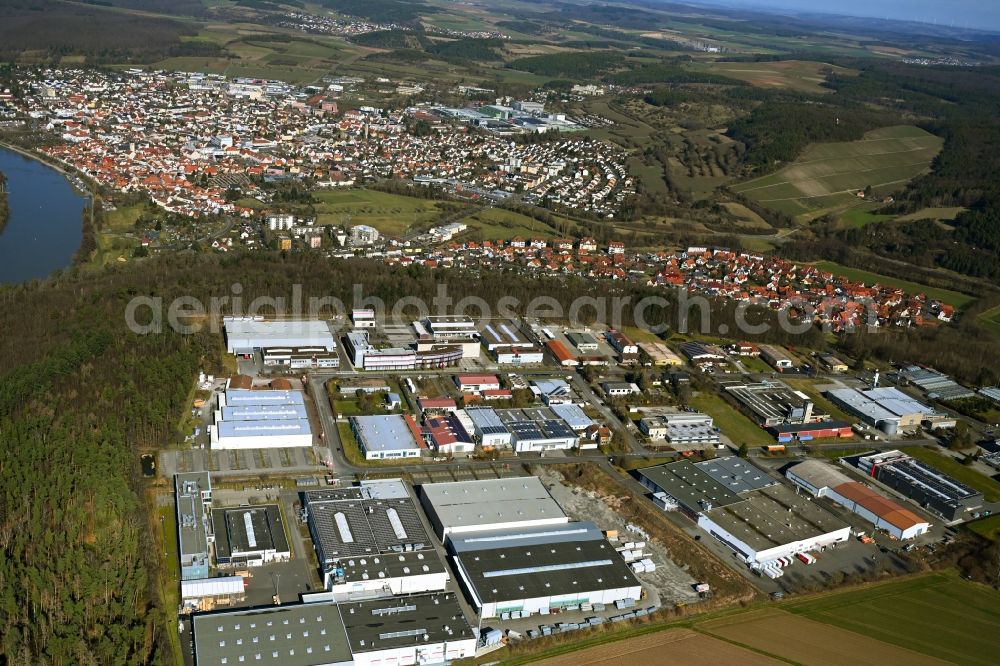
<box><xmin>0</xmin><ymin>0</ymin><xmax>197</xmax><ymax>63</ymax></box>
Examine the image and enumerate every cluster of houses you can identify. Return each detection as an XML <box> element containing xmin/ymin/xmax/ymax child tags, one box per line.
<box><xmin>11</xmin><ymin>68</ymin><xmax>633</xmax><ymax>219</ymax></box>
<box><xmin>370</xmin><ymin>243</ymin><xmax>953</xmax><ymax>330</ymax></box>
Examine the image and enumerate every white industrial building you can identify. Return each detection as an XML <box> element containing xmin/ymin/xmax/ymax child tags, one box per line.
<box><xmin>350</xmin><ymin>415</ymin><xmax>425</xmax><ymax>460</ymax></box>
<box><xmin>696</xmin><ymin>484</ymin><xmax>851</xmax><ymax>565</ymax></box>
<box><xmin>786</xmin><ymin>460</ymin><xmax>930</xmax><ymax>540</ymax></box>
<box><xmin>192</xmin><ymin>592</ymin><xmax>476</xmax><ymax>666</ymax></box>
<box><xmin>494</xmin><ymin>347</ymin><xmax>545</xmax><ymax>365</ymax></box>
<box><xmin>463</xmin><ymin>407</ymin><xmax>513</xmax><ymax>449</ymax></box>
<box><xmin>210</xmin><ymin>419</ymin><xmax>313</xmax><ymax>449</ymax></box>
<box><xmin>496</xmin><ymin>407</ymin><xmax>581</xmax><ymax>453</ymax></box>
<box><xmin>212</xmin><ymin>389</ymin><xmax>313</xmax><ymax>449</ymax></box>
<box><xmin>418</xmin><ymin>477</ymin><xmax>569</xmax><ymax>540</ymax></box>
<box><xmin>261</xmin><ymin>346</ymin><xmax>340</xmax><ymax>369</ymax></box>
<box><xmin>638</xmin><ymin>461</ymin><xmax>850</xmax><ymax>566</ymax></box>
<box><xmin>180</xmin><ymin>576</ymin><xmax>245</xmax><ymax>612</ymax></box>
<box><xmin>638</xmin><ymin>412</ymin><xmax>721</xmax><ymax>447</ymax></box>
<box><xmin>452</xmin><ymin>536</ymin><xmax>642</xmax><ymax>620</ymax></box>
<box><xmin>223</xmin><ymin>317</ymin><xmax>336</xmax><ymax>355</ymax></box>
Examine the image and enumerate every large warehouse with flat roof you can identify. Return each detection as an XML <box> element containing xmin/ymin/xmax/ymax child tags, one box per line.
<box><xmin>350</xmin><ymin>415</ymin><xmax>426</xmax><ymax>461</ymax></box>
<box><xmin>787</xmin><ymin>460</ymin><xmax>930</xmax><ymax>540</ymax></box>
<box><xmin>211</xmin><ymin>418</ymin><xmax>313</xmax><ymax>449</ymax></box>
<box><xmin>697</xmin><ymin>484</ymin><xmax>851</xmax><ymax>565</ymax></box>
<box><xmin>638</xmin><ymin>460</ymin><xmax>850</xmax><ymax>565</ymax></box>
<box><xmin>303</xmin><ymin>480</ymin><xmax>448</xmax><ymax>596</ymax></box>
<box><xmin>857</xmin><ymin>450</ymin><xmax>983</xmax><ymax>521</ymax></box>
<box><xmin>452</xmin><ymin>537</ymin><xmax>642</xmax><ymax>619</ymax></box>
<box><xmin>223</xmin><ymin>317</ymin><xmax>337</xmax><ymax>355</ymax></box>
<box><xmin>636</xmin><ymin>461</ymin><xmax>743</xmax><ymax>518</ymax></box>
<box><xmin>827</xmin><ymin>387</ymin><xmax>935</xmax><ymax>435</ymax></box>
<box><xmin>192</xmin><ymin>592</ymin><xmax>476</xmax><ymax>666</ymax></box>
<box><xmin>212</xmin><ymin>505</ymin><xmax>290</xmax><ymax>567</ymax></box>
<box><xmin>418</xmin><ymin>477</ymin><xmax>569</xmax><ymax>540</ymax></box>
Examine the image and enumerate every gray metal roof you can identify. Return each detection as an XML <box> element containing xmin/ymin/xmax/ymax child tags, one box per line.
<box><xmin>213</xmin><ymin>505</ymin><xmax>290</xmax><ymax>560</ymax></box>
<box><xmin>464</xmin><ymin>407</ymin><xmax>509</xmax><ymax>436</ymax></box>
<box><xmin>216</xmin><ymin>418</ymin><xmax>312</xmax><ymax>438</ymax></box>
<box><xmin>548</xmin><ymin>402</ymin><xmax>596</xmax><ymax>431</ymax></box>
<box><xmin>221</xmin><ymin>404</ymin><xmax>309</xmax><ymax>421</ymax></box>
<box><xmin>224</xmin><ymin>389</ymin><xmax>305</xmax><ymax>407</ymax></box>
<box><xmin>175</xmin><ymin>472</ymin><xmax>211</xmax><ymax>562</ymax></box>
<box><xmin>419</xmin><ymin>477</ymin><xmax>567</xmax><ymax>534</ymax></box>
<box><xmin>637</xmin><ymin>462</ymin><xmax>743</xmax><ymax>513</ymax></box>
<box><xmin>454</xmin><ymin>539</ymin><xmax>639</xmax><ymax>605</ymax></box>
<box><xmin>786</xmin><ymin>459</ymin><xmax>852</xmax><ymax>491</ymax></box>
<box><xmin>351</xmin><ymin>415</ymin><xmax>422</xmax><ymax>453</ymax></box>
<box><xmin>193</xmin><ymin>602</ymin><xmax>352</xmax><ymax>666</ymax></box>
<box><xmin>448</xmin><ymin>521</ymin><xmax>604</xmax><ymax>554</ymax></box>
<box><xmin>338</xmin><ymin>592</ymin><xmax>474</xmax><ymax>654</ymax></box>
<box><xmin>305</xmin><ymin>487</ymin><xmax>432</xmax><ymax>563</ymax></box>
<box><xmin>224</xmin><ymin>318</ymin><xmax>336</xmax><ymax>352</ymax></box>
<box><xmin>703</xmin><ymin>484</ymin><xmax>848</xmax><ymax>552</ymax></box>
<box><xmin>695</xmin><ymin>456</ymin><xmax>777</xmax><ymax>495</ymax></box>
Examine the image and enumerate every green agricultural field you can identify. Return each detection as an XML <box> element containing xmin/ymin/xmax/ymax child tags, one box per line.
<box><xmin>312</xmin><ymin>189</ymin><xmax>448</xmax><ymax>236</ymax></box>
<box><xmin>785</xmin><ymin>573</ymin><xmax>1000</xmax><ymax>666</ymax></box>
<box><xmin>732</xmin><ymin>125</ymin><xmax>943</xmax><ymax>222</ymax></box>
<box><xmin>688</xmin><ymin>392</ymin><xmax>773</xmax><ymax>446</ymax></box>
<box><xmin>978</xmin><ymin>304</ymin><xmax>1000</xmax><ymax>337</ymax></box>
<box><xmin>905</xmin><ymin>447</ymin><xmax>1000</xmax><ymax>502</ymax></box>
<box><xmin>812</xmin><ymin>261</ymin><xmax>976</xmax><ymax>309</ymax></box>
<box><xmin>694</xmin><ymin>59</ymin><xmax>854</xmax><ymax>94</ymax></box>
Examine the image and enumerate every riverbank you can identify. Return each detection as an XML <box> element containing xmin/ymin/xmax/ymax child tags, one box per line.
<box><xmin>0</xmin><ymin>146</ymin><xmax>88</xmax><ymax>282</ymax></box>
<box><xmin>0</xmin><ymin>189</ymin><xmax>8</xmax><ymax>235</ymax></box>
<box><xmin>0</xmin><ymin>139</ymin><xmax>95</xmax><ymax>198</ymax></box>
<box><xmin>0</xmin><ymin>169</ymin><xmax>8</xmax><ymax>234</ymax></box>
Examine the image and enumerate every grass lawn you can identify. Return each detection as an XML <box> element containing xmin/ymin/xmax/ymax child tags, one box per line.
<box><xmin>333</xmin><ymin>400</ymin><xmax>362</xmax><ymax>417</ymax></box>
<box><xmin>312</xmin><ymin>189</ymin><xmax>447</xmax><ymax>236</ymax></box>
<box><xmin>688</xmin><ymin>392</ymin><xmax>772</xmax><ymax>446</ymax></box>
<box><xmin>906</xmin><ymin>447</ymin><xmax>1000</xmax><ymax>502</ymax></box>
<box><xmin>338</xmin><ymin>422</ymin><xmax>367</xmax><ymax>466</ymax></box>
<box><xmin>812</xmin><ymin>261</ymin><xmax>976</xmax><ymax>309</ymax></box>
<box><xmin>784</xmin><ymin>572</ymin><xmax>1000</xmax><ymax>666</ymax></box>
<box><xmin>738</xmin><ymin>355</ymin><xmax>772</xmax><ymax>374</ymax></box>
<box><xmin>463</xmin><ymin>207</ymin><xmax>560</xmax><ymax>240</ymax></box>
<box><xmin>977</xmin><ymin>304</ymin><xmax>1000</xmax><ymax>337</ymax></box>
<box><xmin>967</xmin><ymin>514</ymin><xmax>1000</xmax><ymax>542</ymax></box>
<box><xmin>837</xmin><ymin>203</ymin><xmax>895</xmax><ymax>228</ymax></box>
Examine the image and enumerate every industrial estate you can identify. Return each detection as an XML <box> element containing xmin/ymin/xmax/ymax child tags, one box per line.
<box><xmin>153</xmin><ymin>309</ymin><xmax>1000</xmax><ymax>666</ymax></box>
<box><xmin>2</xmin><ymin>1</ymin><xmax>1000</xmax><ymax>665</ymax></box>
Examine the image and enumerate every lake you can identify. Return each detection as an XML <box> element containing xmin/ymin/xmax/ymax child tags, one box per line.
<box><xmin>0</xmin><ymin>147</ymin><xmax>87</xmax><ymax>283</ymax></box>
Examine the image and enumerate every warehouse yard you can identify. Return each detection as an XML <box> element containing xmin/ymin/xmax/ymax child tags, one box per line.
<box><xmin>532</xmin><ymin>627</ymin><xmax>784</xmax><ymax>666</ymax></box>
<box><xmin>536</xmin><ymin>467</ymin><xmax>701</xmax><ymax>609</ymax></box>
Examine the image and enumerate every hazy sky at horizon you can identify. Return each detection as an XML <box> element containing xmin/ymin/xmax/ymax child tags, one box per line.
<box><xmin>684</xmin><ymin>0</ymin><xmax>1000</xmax><ymax>31</ymax></box>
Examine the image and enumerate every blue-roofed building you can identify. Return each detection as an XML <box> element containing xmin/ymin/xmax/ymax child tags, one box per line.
<box><xmin>211</xmin><ymin>418</ymin><xmax>313</xmax><ymax>449</ymax></box>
